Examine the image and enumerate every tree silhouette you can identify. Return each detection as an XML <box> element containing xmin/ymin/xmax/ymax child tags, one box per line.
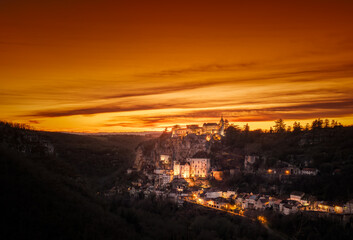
<box><xmin>293</xmin><ymin>122</ymin><xmax>302</xmax><ymax>133</ymax></box>
<box><xmin>243</xmin><ymin>123</ymin><xmax>250</xmax><ymax>133</ymax></box>
<box><xmin>273</xmin><ymin>119</ymin><xmax>286</xmax><ymax>133</ymax></box>
<box><xmin>312</xmin><ymin>118</ymin><xmax>323</xmax><ymax>129</ymax></box>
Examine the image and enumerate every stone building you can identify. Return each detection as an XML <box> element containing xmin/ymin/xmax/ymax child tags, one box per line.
<box><xmin>171</xmin><ymin>116</ymin><xmax>226</xmax><ymax>138</ymax></box>
<box><xmin>188</xmin><ymin>158</ymin><xmax>211</xmax><ymax>178</ymax></box>
<box><xmin>173</xmin><ymin>158</ymin><xmax>211</xmax><ymax>179</ymax></box>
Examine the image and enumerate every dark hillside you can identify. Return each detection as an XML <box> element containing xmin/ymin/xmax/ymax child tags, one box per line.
<box><xmin>41</xmin><ymin>132</ymin><xmax>151</xmax><ymax>190</ymax></box>
<box><xmin>218</xmin><ymin>124</ymin><xmax>353</xmax><ymax>201</ymax></box>
<box><xmin>0</xmin><ymin>122</ymin><xmax>282</xmax><ymax>240</ymax></box>
<box><xmin>0</xmin><ymin>144</ymin><xmax>138</xmax><ymax>240</ymax></box>
<box><xmin>0</xmin><ymin>121</ymin><xmax>153</xmax><ymax>192</ymax></box>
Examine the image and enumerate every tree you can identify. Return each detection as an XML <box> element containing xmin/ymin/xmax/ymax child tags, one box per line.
<box><xmin>287</xmin><ymin>126</ymin><xmax>292</xmax><ymax>132</ymax></box>
<box><xmin>273</xmin><ymin>119</ymin><xmax>286</xmax><ymax>133</ymax></box>
<box><xmin>312</xmin><ymin>118</ymin><xmax>323</xmax><ymax>130</ymax></box>
<box><xmin>224</xmin><ymin>125</ymin><xmax>241</xmax><ymax>145</ymax></box>
<box><xmin>243</xmin><ymin>123</ymin><xmax>250</xmax><ymax>133</ymax></box>
<box><xmin>293</xmin><ymin>122</ymin><xmax>302</xmax><ymax>133</ymax></box>
<box><xmin>324</xmin><ymin>119</ymin><xmax>330</xmax><ymax>128</ymax></box>
<box><xmin>331</xmin><ymin>120</ymin><xmax>338</xmax><ymax>128</ymax></box>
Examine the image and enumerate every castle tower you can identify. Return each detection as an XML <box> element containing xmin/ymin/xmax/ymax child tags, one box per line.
<box><xmin>218</xmin><ymin>115</ymin><xmax>225</xmax><ymax>136</ymax></box>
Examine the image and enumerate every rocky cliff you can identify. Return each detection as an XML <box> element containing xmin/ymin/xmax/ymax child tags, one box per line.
<box><xmin>134</xmin><ymin>133</ymin><xmax>210</xmax><ymax>171</ymax></box>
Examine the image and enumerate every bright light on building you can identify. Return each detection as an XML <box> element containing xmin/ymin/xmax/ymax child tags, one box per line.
<box><xmin>257</xmin><ymin>216</ymin><xmax>267</xmax><ymax>224</ymax></box>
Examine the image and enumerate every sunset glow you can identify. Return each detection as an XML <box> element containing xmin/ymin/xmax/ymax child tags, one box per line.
<box><xmin>1</xmin><ymin>0</ymin><xmax>353</xmax><ymax>132</ymax></box>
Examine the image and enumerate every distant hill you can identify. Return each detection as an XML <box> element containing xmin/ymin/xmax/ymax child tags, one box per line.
<box><xmin>62</xmin><ymin>131</ymin><xmax>162</xmax><ymax>136</ymax></box>
<box><xmin>0</xmin><ymin>121</ymin><xmax>155</xmax><ymax>192</ymax></box>
<box><xmin>0</xmin><ymin>122</ymin><xmax>141</xmax><ymax>239</ymax></box>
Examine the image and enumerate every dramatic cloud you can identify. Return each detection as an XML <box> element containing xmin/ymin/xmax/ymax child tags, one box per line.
<box><xmin>1</xmin><ymin>0</ymin><xmax>353</xmax><ymax>132</ymax></box>
<box><xmin>139</xmin><ymin>62</ymin><xmax>258</xmax><ymax>77</ymax></box>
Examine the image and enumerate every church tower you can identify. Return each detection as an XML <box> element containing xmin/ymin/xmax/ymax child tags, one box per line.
<box><xmin>218</xmin><ymin>115</ymin><xmax>225</xmax><ymax>136</ymax></box>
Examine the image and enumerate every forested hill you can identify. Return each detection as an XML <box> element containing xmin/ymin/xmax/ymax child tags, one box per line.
<box><xmin>0</xmin><ymin>121</ymin><xmax>153</xmax><ymax>191</ymax></box>
<box><xmin>40</xmin><ymin>131</ymin><xmax>152</xmax><ymax>190</ymax></box>
<box><xmin>0</xmin><ymin>122</ymin><xmax>149</xmax><ymax>239</ymax></box>
<box><xmin>215</xmin><ymin>123</ymin><xmax>353</xmax><ymax>201</ymax></box>
<box><xmin>221</xmin><ymin>123</ymin><xmax>353</xmax><ymax>172</ymax></box>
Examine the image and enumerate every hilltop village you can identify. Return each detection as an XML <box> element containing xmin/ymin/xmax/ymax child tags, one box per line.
<box><xmin>122</xmin><ymin>117</ymin><xmax>353</xmax><ymax>224</ymax></box>
<box><xmin>2</xmin><ymin>120</ymin><xmax>353</xmax><ymax>239</ymax></box>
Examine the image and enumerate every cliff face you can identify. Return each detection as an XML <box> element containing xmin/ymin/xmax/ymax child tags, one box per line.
<box><xmin>134</xmin><ymin>133</ymin><xmax>210</xmax><ymax>171</ymax></box>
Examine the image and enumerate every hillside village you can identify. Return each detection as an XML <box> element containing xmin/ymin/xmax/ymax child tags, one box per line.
<box><xmin>2</xmin><ymin>120</ymin><xmax>353</xmax><ymax>239</ymax></box>
<box><xmin>122</xmin><ymin>117</ymin><xmax>353</xmax><ymax>225</ymax></box>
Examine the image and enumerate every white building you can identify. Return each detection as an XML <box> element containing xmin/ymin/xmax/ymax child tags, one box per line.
<box><xmin>223</xmin><ymin>191</ymin><xmax>236</xmax><ymax>199</ymax></box>
<box><xmin>187</xmin><ymin>158</ymin><xmax>211</xmax><ymax>178</ymax></box>
<box><xmin>301</xmin><ymin>168</ymin><xmax>319</xmax><ymax>175</ymax></box>
<box><xmin>154</xmin><ymin>169</ymin><xmax>165</xmax><ymax>174</ymax></box>
<box><xmin>173</xmin><ymin>161</ymin><xmax>191</xmax><ymax>178</ymax></box>
<box><xmin>206</xmin><ymin>191</ymin><xmax>223</xmax><ymax>199</ymax></box>
<box><xmin>290</xmin><ymin>191</ymin><xmax>305</xmax><ymax>202</ymax></box>
<box><xmin>283</xmin><ymin>204</ymin><xmax>298</xmax><ymax>215</ymax></box>
<box><xmin>173</xmin><ymin>158</ymin><xmax>211</xmax><ymax>179</ymax></box>
<box><xmin>255</xmin><ymin>197</ymin><xmax>269</xmax><ymax>210</ymax></box>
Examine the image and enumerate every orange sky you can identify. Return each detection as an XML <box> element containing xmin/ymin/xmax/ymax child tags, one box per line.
<box><xmin>1</xmin><ymin>0</ymin><xmax>353</xmax><ymax>132</ymax></box>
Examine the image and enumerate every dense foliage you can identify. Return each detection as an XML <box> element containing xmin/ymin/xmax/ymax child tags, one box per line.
<box><xmin>218</xmin><ymin>120</ymin><xmax>353</xmax><ymax>201</ymax></box>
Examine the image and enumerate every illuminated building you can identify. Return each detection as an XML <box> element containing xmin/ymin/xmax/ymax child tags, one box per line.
<box><xmin>289</xmin><ymin>191</ymin><xmax>305</xmax><ymax>202</ymax></box>
<box><xmin>186</xmin><ymin>125</ymin><xmax>203</xmax><ymax>135</ymax></box>
<box><xmin>301</xmin><ymin>168</ymin><xmax>319</xmax><ymax>175</ymax></box>
<box><xmin>257</xmin><ymin>216</ymin><xmax>267</xmax><ymax>224</ymax></box>
<box><xmin>160</xmin><ymin>154</ymin><xmax>170</xmax><ymax>164</ymax></box>
<box><xmin>188</xmin><ymin>158</ymin><xmax>211</xmax><ymax>178</ymax></box>
<box><xmin>173</xmin><ymin>161</ymin><xmax>190</xmax><ymax>178</ymax></box>
<box><xmin>202</xmin><ymin>123</ymin><xmax>219</xmax><ymax>134</ymax></box>
<box><xmin>211</xmin><ymin>170</ymin><xmax>223</xmax><ymax>181</ymax></box>
<box><xmin>173</xmin><ymin>158</ymin><xmax>211</xmax><ymax>179</ymax></box>
<box><xmin>173</xmin><ymin>161</ymin><xmax>181</xmax><ymax>176</ymax></box>
<box><xmin>171</xmin><ymin>116</ymin><xmax>226</xmax><ymax>138</ymax></box>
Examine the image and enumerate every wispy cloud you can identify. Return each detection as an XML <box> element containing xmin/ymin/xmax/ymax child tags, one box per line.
<box><xmin>23</xmin><ymin>81</ymin><xmax>353</xmax><ymax>120</ymax></box>
<box><xmin>24</xmin><ymin>103</ymin><xmax>176</xmax><ymax>118</ymax></box>
<box><xmin>6</xmin><ymin>57</ymin><xmax>353</xmax><ymax>133</ymax></box>
<box><xmin>28</xmin><ymin>120</ymin><xmax>40</xmax><ymax>124</ymax></box>
<box><xmin>98</xmin><ymin>97</ymin><xmax>353</xmax><ymax>128</ymax></box>
<box><xmin>139</xmin><ymin>62</ymin><xmax>258</xmax><ymax>77</ymax></box>
<box><xmin>139</xmin><ymin>60</ymin><xmax>353</xmax><ymax>80</ymax></box>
